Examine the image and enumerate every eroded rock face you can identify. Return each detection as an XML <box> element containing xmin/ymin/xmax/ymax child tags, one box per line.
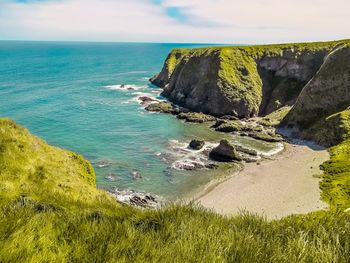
<box><xmin>283</xmin><ymin>46</ymin><xmax>350</xmax><ymax>129</ymax></box>
<box><xmin>209</xmin><ymin>140</ymin><xmax>242</xmax><ymax>162</ymax></box>
<box><xmin>151</xmin><ymin>41</ymin><xmax>348</xmax><ymax>118</ymax></box>
<box><xmin>161</xmin><ymin>52</ymin><xmax>238</xmax><ymax>117</ymax></box>
<box><xmin>257</xmin><ymin>50</ymin><xmax>327</xmax><ymax>115</ymax></box>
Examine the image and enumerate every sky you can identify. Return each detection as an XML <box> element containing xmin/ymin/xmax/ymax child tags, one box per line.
<box><xmin>0</xmin><ymin>0</ymin><xmax>349</xmax><ymax>44</ymax></box>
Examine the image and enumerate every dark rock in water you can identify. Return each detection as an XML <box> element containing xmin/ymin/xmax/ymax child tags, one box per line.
<box><xmin>177</xmin><ymin>112</ymin><xmax>216</xmax><ymax>123</ymax></box>
<box><xmin>209</xmin><ymin>140</ymin><xmax>242</xmax><ymax>162</ymax></box>
<box><xmin>189</xmin><ymin>139</ymin><xmax>205</xmax><ymax>150</ymax></box>
<box><xmin>138</xmin><ymin>96</ymin><xmax>158</xmax><ymax>106</ymax></box>
<box><xmin>145</xmin><ymin>101</ymin><xmax>174</xmax><ymax>114</ymax></box>
<box><xmin>171</xmin><ymin>106</ymin><xmax>189</xmax><ymax>115</ymax></box>
<box><xmin>109</xmin><ymin>188</ymin><xmax>161</xmax><ymax>208</ymax></box>
<box><xmin>96</xmin><ymin>160</ymin><xmax>112</xmax><ymax>168</ymax></box>
<box><xmin>172</xmin><ymin>159</ymin><xmax>206</xmax><ymax>171</ymax></box>
<box><xmin>105</xmin><ymin>173</ymin><xmax>119</xmax><ymax>182</ymax></box>
<box><xmin>205</xmin><ymin>163</ymin><xmax>219</xmax><ymax>169</ymax></box>
<box><xmin>131</xmin><ymin>170</ymin><xmax>143</xmax><ymax>180</ymax></box>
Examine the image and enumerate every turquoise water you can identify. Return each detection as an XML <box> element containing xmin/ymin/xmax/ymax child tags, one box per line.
<box><xmin>0</xmin><ymin>41</ymin><xmax>280</xmax><ymax>199</ymax></box>
<box><xmin>0</xmin><ymin>41</ymin><xmax>225</xmax><ymax>198</ymax></box>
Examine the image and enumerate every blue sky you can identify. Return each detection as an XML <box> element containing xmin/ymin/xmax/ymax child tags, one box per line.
<box><xmin>0</xmin><ymin>0</ymin><xmax>349</xmax><ymax>44</ymax></box>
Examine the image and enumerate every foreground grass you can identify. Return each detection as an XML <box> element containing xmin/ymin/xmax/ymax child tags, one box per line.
<box><xmin>321</xmin><ymin>139</ymin><xmax>350</xmax><ymax>208</ymax></box>
<box><xmin>1</xmin><ymin>118</ymin><xmax>350</xmax><ymax>262</ymax></box>
<box><xmin>1</xmin><ymin>203</ymin><xmax>350</xmax><ymax>262</ymax></box>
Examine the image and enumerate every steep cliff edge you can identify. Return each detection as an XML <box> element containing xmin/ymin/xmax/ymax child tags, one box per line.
<box><xmin>0</xmin><ymin>118</ymin><xmax>113</xmax><ymax>209</ymax></box>
<box><xmin>151</xmin><ymin>40</ymin><xmax>349</xmax><ymax>118</ymax></box>
<box><xmin>282</xmin><ymin>46</ymin><xmax>350</xmax><ymax>146</ymax></box>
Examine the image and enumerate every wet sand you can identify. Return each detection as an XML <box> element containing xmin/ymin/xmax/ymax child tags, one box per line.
<box><xmin>196</xmin><ymin>141</ymin><xmax>329</xmax><ymax>219</ymax></box>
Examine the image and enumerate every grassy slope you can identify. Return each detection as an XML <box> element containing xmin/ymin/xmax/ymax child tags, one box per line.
<box><xmin>317</xmin><ymin>109</ymin><xmax>350</xmax><ymax>208</ymax></box>
<box><xmin>0</xmin><ymin>118</ymin><xmax>117</xmax><ymax>211</ymax></box>
<box><xmin>258</xmin><ymin>106</ymin><xmax>292</xmax><ymax>127</ymax></box>
<box><xmin>1</xmin><ymin>119</ymin><xmax>350</xmax><ymax>262</ymax></box>
<box><xmin>2</xmin><ymin>40</ymin><xmax>350</xmax><ymax>262</ymax></box>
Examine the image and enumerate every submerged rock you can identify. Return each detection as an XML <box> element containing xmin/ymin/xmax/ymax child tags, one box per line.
<box><xmin>105</xmin><ymin>173</ymin><xmax>119</xmax><ymax>182</ymax></box>
<box><xmin>131</xmin><ymin>170</ymin><xmax>143</xmax><ymax>180</ymax></box>
<box><xmin>96</xmin><ymin>160</ymin><xmax>112</xmax><ymax>168</ymax></box>
<box><xmin>209</xmin><ymin>140</ymin><xmax>242</xmax><ymax>162</ymax></box>
<box><xmin>188</xmin><ymin>139</ymin><xmax>205</xmax><ymax>150</ymax></box>
<box><xmin>138</xmin><ymin>96</ymin><xmax>158</xmax><ymax>106</ymax></box>
<box><xmin>172</xmin><ymin>159</ymin><xmax>206</xmax><ymax>171</ymax></box>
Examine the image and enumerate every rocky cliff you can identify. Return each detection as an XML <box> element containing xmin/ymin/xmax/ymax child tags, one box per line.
<box><xmin>282</xmin><ymin>45</ymin><xmax>350</xmax><ymax>146</ymax></box>
<box><xmin>151</xmin><ymin>40</ymin><xmax>349</xmax><ymax>119</ymax></box>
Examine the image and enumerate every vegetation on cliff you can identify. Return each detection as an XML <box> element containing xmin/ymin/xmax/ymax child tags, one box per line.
<box><xmin>151</xmin><ymin>39</ymin><xmax>350</xmax><ymax>118</ymax></box>
<box><xmin>1</xmin><ymin>39</ymin><xmax>350</xmax><ymax>262</ymax></box>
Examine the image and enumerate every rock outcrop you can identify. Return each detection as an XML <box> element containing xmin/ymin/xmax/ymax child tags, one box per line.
<box><xmin>280</xmin><ymin>46</ymin><xmax>350</xmax><ymax>146</ymax></box>
<box><xmin>188</xmin><ymin>139</ymin><xmax>205</xmax><ymax>150</ymax></box>
<box><xmin>283</xmin><ymin>46</ymin><xmax>350</xmax><ymax>126</ymax></box>
<box><xmin>209</xmin><ymin>140</ymin><xmax>242</xmax><ymax>162</ymax></box>
<box><xmin>151</xmin><ymin>40</ymin><xmax>350</xmax><ymax>119</ymax></box>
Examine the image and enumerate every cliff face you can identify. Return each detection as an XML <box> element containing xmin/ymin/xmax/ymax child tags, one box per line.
<box><xmin>284</xmin><ymin>46</ymin><xmax>350</xmax><ymax>127</ymax></box>
<box><xmin>282</xmin><ymin>46</ymin><xmax>350</xmax><ymax>146</ymax></box>
<box><xmin>151</xmin><ymin>40</ymin><xmax>349</xmax><ymax>118</ymax></box>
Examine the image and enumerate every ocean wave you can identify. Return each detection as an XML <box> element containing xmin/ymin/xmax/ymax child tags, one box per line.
<box><xmin>260</xmin><ymin>143</ymin><xmax>284</xmax><ymax>157</ymax></box>
<box><xmin>105</xmin><ymin>84</ymin><xmax>146</xmax><ymax>91</ymax></box>
<box><xmin>166</xmin><ymin>139</ymin><xmax>217</xmax><ymax>171</ymax></box>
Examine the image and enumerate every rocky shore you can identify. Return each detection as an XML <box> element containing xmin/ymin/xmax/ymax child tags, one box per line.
<box><xmin>108</xmin><ymin>188</ymin><xmax>162</xmax><ymax>208</ymax></box>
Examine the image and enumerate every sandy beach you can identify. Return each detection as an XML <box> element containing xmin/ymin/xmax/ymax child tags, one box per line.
<box><xmin>197</xmin><ymin>141</ymin><xmax>329</xmax><ymax>219</ymax></box>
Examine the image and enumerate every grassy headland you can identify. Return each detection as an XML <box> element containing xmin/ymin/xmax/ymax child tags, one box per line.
<box><xmin>1</xmin><ymin>115</ymin><xmax>350</xmax><ymax>262</ymax></box>
<box><xmin>2</xmin><ymin>39</ymin><xmax>350</xmax><ymax>262</ymax></box>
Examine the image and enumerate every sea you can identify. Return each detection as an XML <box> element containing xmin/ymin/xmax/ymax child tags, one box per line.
<box><xmin>0</xmin><ymin>41</ymin><xmax>282</xmax><ymax>200</ymax></box>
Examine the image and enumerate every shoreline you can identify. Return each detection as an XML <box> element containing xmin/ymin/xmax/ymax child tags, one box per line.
<box><xmin>194</xmin><ymin>140</ymin><xmax>329</xmax><ymax>219</ymax></box>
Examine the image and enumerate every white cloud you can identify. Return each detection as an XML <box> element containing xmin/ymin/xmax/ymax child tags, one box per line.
<box><xmin>0</xmin><ymin>0</ymin><xmax>349</xmax><ymax>43</ymax></box>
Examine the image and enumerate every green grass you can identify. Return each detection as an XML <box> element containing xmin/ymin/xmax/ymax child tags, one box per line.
<box><xmin>160</xmin><ymin>39</ymin><xmax>350</xmax><ymax>118</ymax></box>
<box><xmin>0</xmin><ymin>118</ymin><xmax>116</xmax><ymax>211</ymax></box>
<box><xmin>258</xmin><ymin>106</ymin><xmax>292</xmax><ymax>127</ymax></box>
<box><xmin>1</xmin><ymin>203</ymin><xmax>350</xmax><ymax>262</ymax></box>
<box><xmin>300</xmin><ymin>109</ymin><xmax>350</xmax><ymax>147</ymax></box>
<box><xmin>321</xmin><ymin>139</ymin><xmax>350</xmax><ymax>209</ymax></box>
<box><xmin>2</xmin><ymin>118</ymin><xmax>350</xmax><ymax>262</ymax></box>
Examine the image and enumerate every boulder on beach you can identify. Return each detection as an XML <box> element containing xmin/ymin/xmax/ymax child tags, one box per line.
<box><xmin>209</xmin><ymin>140</ymin><xmax>242</xmax><ymax>162</ymax></box>
<box><xmin>188</xmin><ymin>139</ymin><xmax>205</xmax><ymax>150</ymax></box>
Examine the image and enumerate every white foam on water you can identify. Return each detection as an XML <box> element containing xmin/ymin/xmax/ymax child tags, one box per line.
<box><xmin>105</xmin><ymin>84</ymin><xmax>146</xmax><ymax>91</ymax></box>
<box><xmin>167</xmin><ymin>139</ymin><xmax>217</xmax><ymax>171</ymax></box>
<box><xmin>260</xmin><ymin>142</ymin><xmax>284</xmax><ymax>157</ymax></box>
